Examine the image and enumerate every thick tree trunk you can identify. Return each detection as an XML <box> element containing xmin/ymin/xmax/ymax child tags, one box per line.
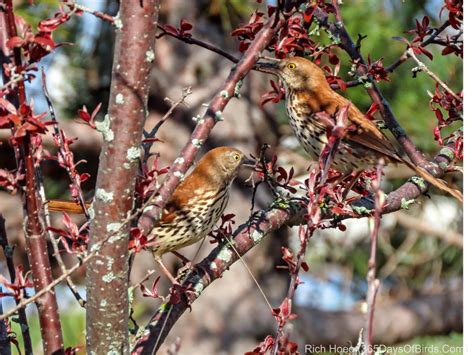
<box><xmin>85</xmin><ymin>1</ymin><xmax>159</xmax><ymax>353</ymax></box>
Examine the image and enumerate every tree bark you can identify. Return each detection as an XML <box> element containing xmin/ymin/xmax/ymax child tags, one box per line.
<box><xmin>85</xmin><ymin>1</ymin><xmax>159</xmax><ymax>353</ymax></box>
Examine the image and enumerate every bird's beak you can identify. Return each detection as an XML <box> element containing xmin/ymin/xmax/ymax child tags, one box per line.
<box><xmin>254</xmin><ymin>60</ymin><xmax>280</xmax><ymax>74</ymax></box>
<box><xmin>241</xmin><ymin>156</ymin><xmax>256</xmax><ymax>168</ymax></box>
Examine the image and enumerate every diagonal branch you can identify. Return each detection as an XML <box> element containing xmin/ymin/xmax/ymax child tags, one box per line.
<box><xmin>138</xmin><ymin>15</ymin><xmax>285</xmax><ymax>235</ymax></box>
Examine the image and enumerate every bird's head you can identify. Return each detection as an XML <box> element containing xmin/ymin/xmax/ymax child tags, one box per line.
<box><xmin>192</xmin><ymin>147</ymin><xmax>253</xmax><ymax>187</ymax></box>
<box><xmin>255</xmin><ymin>56</ymin><xmax>327</xmax><ymax>91</ymax></box>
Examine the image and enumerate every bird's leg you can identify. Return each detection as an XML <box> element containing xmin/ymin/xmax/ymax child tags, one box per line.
<box><xmin>155</xmin><ymin>255</ymin><xmax>179</xmax><ymax>285</ymax></box>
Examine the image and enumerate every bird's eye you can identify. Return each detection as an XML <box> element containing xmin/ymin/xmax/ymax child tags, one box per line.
<box><xmin>287</xmin><ymin>63</ymin><xmax>296</xmax><ymax>70</ymax></box>
<box><xmin>232</xmin><ymin>154</ymin><xmax>241</xmax><ymax>161</ymax></box>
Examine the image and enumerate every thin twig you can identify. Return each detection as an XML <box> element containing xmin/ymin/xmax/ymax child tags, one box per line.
<box><xmin>364</xmin><ymin>159</ymin><xmax>384</xmax><ymax>355</ymax></box>
<box><xmin>407</xmin><ymin>48</ymin><xmax>462</xmax><ymax>101</ymax></box>
<box><xmin>62</xmin><ymin>1</ymin><xmax>117</xmax><ymax>24</ymax></box>
<box><xmin>156</xmin><ymin>24</ymin><xmax>239</xmax><ymax>63</ymax></box>
<box><xmin>41</xmin><ymin>69</ymin><xmax>90</xmax><ymax>218</ymax></box>
<box><xmin>142</xmin><ymin>87</ymin><xmax>192</xmax><ymax>163</ymax></box>
<box><xmin>385</xmin><ymin>20</ymin><xmax>451</xmax><ymax>73</ymax></box>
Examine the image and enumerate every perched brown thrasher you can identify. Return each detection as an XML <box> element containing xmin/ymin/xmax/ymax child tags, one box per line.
<box><xmin>148</xmin><ymin>146</ymin><xmax>248</xmax><ymax>257</ymax></box>
<box><xmin>48</xmin><ymin>146</ymin><xmax>250</xmax><ymax>280</ymax></box>
<box><xmin>256</xmin><ymin>56</ymin><xmax>462</xmax><ymax>201</ymax></box>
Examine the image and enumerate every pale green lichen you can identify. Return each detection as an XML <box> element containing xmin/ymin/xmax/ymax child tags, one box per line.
<box><xmin>216</xmin><ymin>248</ymin><xmax>233</xmax><ymax>263</ymax></box>
<box><xmin>145</xmin><ymin>49</ymin><xmax>155</xmax><ymax>63</ymax></box>
<box><xmin>192</xmin><ymin>138</ymin><xmax>202</xmax><ymax>147</ymax></box>
<box><xmin>96</xmin><ymin>114</ymin><xmax>114</xmax><ymax>142</ymax></box>
<box><xmin>96</xmin><ymin>188</ymin><xmax>114</xmax><ymax>203</ymax></box>
<box><xmin>439</xmin><ymin>147</ymin><xmax>455</xmax><ymax>160</ymax></box>
<box><xmin>109</xmin><ymin>234</ymin><xmax>125</xmax><ymax>243</ymax></box>
<box><xmin>106</xmin><ymin>223</ymin><xmax>121</xmax><ymax>233</ymax></box>
<box><xmin>409</xmin><ymin>176</ymin><xmax>427</xmax><ymax>190</ymax></box>
<box><xmin>194</xmin><ymin>280</ymin><xmax>205</xmax><ymax>296</ymax></box>
<box><xmin>352</xmin><ymin>205</ymin><xmax>372</xmax><ymax>215</ymax></box>
<box><xmin>114</xmin><ymin>16</ymin><xmax>123</xmax><ymax>29</ymax></box>
<box><xmin>87</xmin><ymin>204</ymin><xmax>95</xmax><ymax>219</ymax></box>
<box><xmin>127</xmin><ymin>146</ymin><xmax>141</xmax><ymax>161</ymax></box>
<box><xmin>234</xmin><ymin>80</ymin><xmax>243</xmax><ymax>98</ymax></box>
<box><xmin>251</xmin><ymin>230</ymin><xmax>264</xmax><ymax>244</ymax></box>
<box><xmin>400</xmin><ymin>198</ymin><xmax>415</xmax><ymax>210</ymax></box>
<box><xmin>214</xmin><ymin>110</ymin><xmax>224</xmax><ymax>121</ymax></box>
<box><xmin>100</xmin><ymin>300</ymin><xmax>107</xmax><ymax>307</ymax></box>
<box><xmin>115</xmin><ymin>93</ymin><xmax>124</xmax><ymax>105</ymax></box>
<box><xmin>219</xmin><ymin>90</ymin><xmax>229</xmax><ymax>99</ymax></box>
<box><xmin>102</xmin><ymin>272</ymin><xmax>116</xmax><ymax>283</ymax></box>
<box><xmin>192</xmin><ymin>114</ymin><xmax>202</xmax><ymax>122</ymax></box>
<box><xmin>210</xmin><ymin>261</ymin><xmax>218</xmax><ymax>271</ymax></box>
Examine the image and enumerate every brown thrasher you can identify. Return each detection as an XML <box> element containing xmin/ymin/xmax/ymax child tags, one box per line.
<box><xmin>256</xmin><ymin>56</ymin><xmax>462</xmax><ymax>201</ymax></box>
<box><xmin>48</xmin><ymin>147</ymin><xmax>250</xmax><ymax>280</ymax></box>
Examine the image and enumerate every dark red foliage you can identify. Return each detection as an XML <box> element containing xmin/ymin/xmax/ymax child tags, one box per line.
<box><xmin>48</xmin><ymin>213</ymin><xmax>89</xmax><ymax>254</ymax></box>
<box><xmin>260</xmin><ymin>79</ymin><xmax>285</xmax><ymax>106</ymax></box>
<box><xmin>210</xmin><ymin>213</ymin><xmax>236</xmax><ymax>243</ymax></box>
<box><xmin>245</xmin><ymin>335</ymin><xmax>275</xmax><ymax>354</ymax></box>
<box><xmin>231</xmin><ymin>10</ymin><xmax>265</xmax><ymax>52</ymax></box>
<box><xmin>162</xmin><ymin>18</ymin><xmax>193</xmax><ymax>38</ymax></box>
<box><xmin>366</xmin><ymin>56</ymin><xmax>390</xmax><ymax>82</ymax></box>
<box><xmin>128</xmin><ymin>227</ymin><xmax>149</xmax><ymax>253</ymax></box>
<box><xmin>77</xmin><ymin>103</ymin><xmax>102</xmax><ymax>129</ymax></box>
<box><xmin>429</xmin><ymin>84</ymin><xmax>463</xmax><ymax>150</ymax></box>
<box><xmin>135</xmin><ymin>155</ymin><xmax>169</xmax><ymax>201</ymax></box>
<box><xmin>0</xmin><ymin>265</ymin><xmax>33</xmax><ymax>300</ymax></box>
<box><xmin>440</xmin><ymin>0</ymin><xmax>463</xmax><ymax>29</ymax></box>
<box><xmin>0</xmin><ymin>167</ymin><xmax>24</xmax><ymax>194</ymax></box>
<box><xmin>140</xmin><ymin>276</ymin><xmax>161</xmax><ymax>299</ymax></box>
<box><xmin>0</xmin><ymin>102</ymin><xmax>47</xmax><ymax>145</ymax></box>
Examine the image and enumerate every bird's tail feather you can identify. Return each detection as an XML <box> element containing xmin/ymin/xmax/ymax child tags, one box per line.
<box><xmin>401</xmin><ymin>158</ymin><xmax>463</xmax><ymax>203</ymax></box>
<box><xmin>47</xmin><ymin>200</ymin><xmax>90</xmax><ymax>214</ymax></box>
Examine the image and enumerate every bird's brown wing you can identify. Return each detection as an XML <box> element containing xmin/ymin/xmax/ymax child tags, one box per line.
<box><xmin>344</xmin><ymin>103</ymin><xmax>402</xmax><ymax>162</ymax></box>
<box><xmin>344</xmin><ymin>101</ymin><xmax>463</xmax><ymax>203</ymax></box>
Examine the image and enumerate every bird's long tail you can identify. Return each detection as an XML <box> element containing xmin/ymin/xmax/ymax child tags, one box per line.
<box><xmin>400</xmin><ymin>157</ymin><xmax>463</xmax><ymax>203</ymax></box>
<box><xmin>47</xmin><ymin>200</ymin><xmax>90</xmax><ymax>214</ymax></box>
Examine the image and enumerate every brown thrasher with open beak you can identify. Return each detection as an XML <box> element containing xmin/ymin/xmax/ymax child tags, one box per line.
<box><xmin>255</xmin><ymin>56</ymin><xmax>462</xmax><ymax>202</ymax></box>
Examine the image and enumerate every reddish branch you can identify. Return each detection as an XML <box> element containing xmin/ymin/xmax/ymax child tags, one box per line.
<box><xmin>132</xmin><ymin>206</ymin><xmax>296</xmax><ymax>353</ymax></box>
<box><xmin>138</xmin><ymin>15</ymin><xmax>285</xmax><ymax>235</ymax></box>
<box><xmin>1</xmin><ymin>1</ymin><xmax>64</xmax><ymax>353</ymax></box>
<box><xmin>85</xmin><ymin>1</ymin><xmax>159</xmax><ymax>353</ymax></box>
